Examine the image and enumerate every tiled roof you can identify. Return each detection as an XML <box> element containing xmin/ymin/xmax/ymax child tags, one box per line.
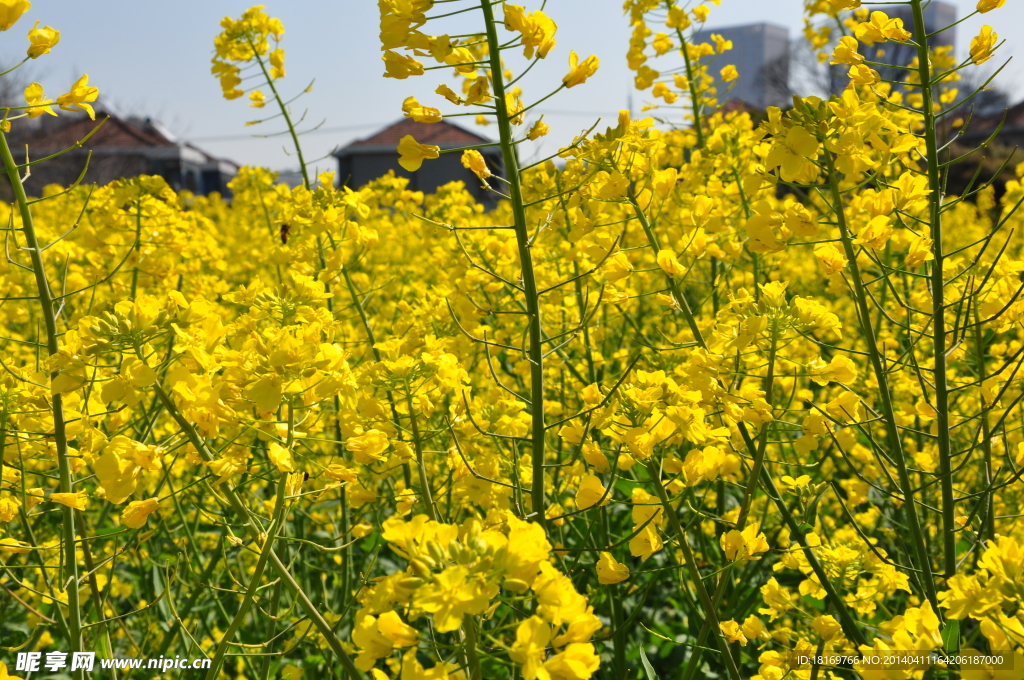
<box><xmin>336</xmin><ymin>118</ymin><xmax>492</xmax><ymax>155</ymax></box>
<box><xmin>981</xmin><ymin>100</ymin><xmax>1024</xmax><ymax>128</ymax></box>
<box><xmin>720</xmin><ymin>99</ymin><xmax>761</xmax><ymax>115</ymax></box>
<box><xmin>8</xmin><ymin>112</ymin><xmax>239</xmax><ymax>170</ymax></box>
<box><xmin>950</xmin><ymin>99</ymin><xmax>1024</xmax><ymax>143</ymax></box>
<box><xmin>13</xmin><ymin>112</ymin><xmax>176</xmax><ymax>152</ymax></box>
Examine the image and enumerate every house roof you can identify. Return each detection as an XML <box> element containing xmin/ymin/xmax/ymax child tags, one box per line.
<box><xmin>13</xmin><ymin>112</ymin><xmax>176</xmax><ymax>152</ymax></box>
<box><xmin>334</xmin><ymin>118</ymin><xmax>496</xmax><ymax>157</ymax></box>
<box><xmin>10</xmin><ymin>111</ymin><xmax>239</xmax><ymax>169</ymax></box>
<box><xmin>720</xmin><ymin>99</ymin><xmax>762</xmax><ymax>115</ymax></box>
<box><xmin>976</xmin><ymin>99</ymin><xmax>1024</xmax><ymax>129</ymax></box>
<box><xmin>952</xmin><ymin>99</ymin><xmax>1024</xmax><ymax>144</ymax></box>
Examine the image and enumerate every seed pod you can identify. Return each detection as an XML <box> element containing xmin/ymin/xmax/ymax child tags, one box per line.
<box><xmin>503</xmin><ymin>578</ymin><xmax>530</xmax><ymax>594</ymax></box>
<box><xmin>426</xmin><ymin>540</ymin><xmax>447</xmax><ymax>565</ymax></box>
<box><xmin>410</xmin><ymin>558</ymin><xmax>432</xmax><ymax>578</ymax></box>
<box><xmin>398</xmin><ymin>577</ymin><xmax>424</xmax><ymax>590</ymax></box>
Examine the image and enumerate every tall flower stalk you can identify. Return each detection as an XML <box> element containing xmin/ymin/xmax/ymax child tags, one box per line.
<box><xmin>477</xmin><ymin>0</ymin><xmax>549</xmax><ymax>528</ymax></box>
<box><xmin>0</xmin><ymin>130</ymin><xmax>84</xmax><ymax>677</ymax></box>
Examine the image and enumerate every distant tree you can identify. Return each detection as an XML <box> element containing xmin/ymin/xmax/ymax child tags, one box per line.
<box><xmin>761</xmin><ymin>50</ymin><xmax>794</xmax><ymax>105</ymax></box>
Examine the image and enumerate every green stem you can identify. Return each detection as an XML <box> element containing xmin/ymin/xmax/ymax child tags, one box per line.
<box><xmin>342</xmin><ymin>266</ymin><xmax>413</xmax><ymax>489</ymax></box>
<box><xmin>644</xmin><ymin>459</ymin><xmax>741</xmax><ymax>680</ymax></box>
<box><xmin>743</xmin><ymin>429</ymin><xmax>869</xmax><ymax>646</ymax></box>
<box><xmin>825</xmin><ymin>152</ymin><xmax>939</xmax><ymax>609</ymax></box>
<box><xmin>257</xmin><ymin>581</ymin><xmax>284</xmax><ymax>680</ymax></box>
<box><xmin>971</xmin><ymin>303</ymin><xmax>996</xmax><ymax>543</ymax></box>
<box><xmin>628</xmin><ymin>192</ymin><xmax>706</xmax><ymax>346</ymax></box>
<box><xmin>405</xmin><ymin>389</ymin><xmax>437</xmax><ymax>521</ymax></box>
<box><xmin>75</xmin><ymin>510</ymin><xmax>117</xmax><ymax>680</ymax></box>
<box><xmin>140</xmin><ymin>369</ymin><xmax>363</xmax><ymax>680</ymax></box>
<box><xmin>910</xmin><ymin>0</ymin><xmax>956</xmax><ymax>578</ymax></box>
<box><xmin>339</xmin><ymin>483</ymin><xmax>352</xmax><ymax>609</ymax></box>
<box><xmin>0</xmin><ymin>130</ymin><xmax>83</xmax><ymax>672</ymax></box>
<box><xmin>155</xmin><ymin>551</ymin><xmax>224</xmax><ymax>657</ymax></box>
<box><xmin>204</xmin><ymin>474</ymin><xmax>287</xmax><ymax>680</ymax></box>
<box><xmin>253</xmin><ymin>46</ymin><xmax>310</xmax><ymax>190</ymax></box>
<box><xmin>461</xmin><ymin>616</ymin><xmax>484</xmax><ymax>680</ymax></box>
<box><xmin>666</xmin><ymin>0</ymin><xmax>705</xmax><ymax>149</ymax></box>
<box><xmin>600</xmin><ymin>512</ymin><xmax>627</xmax><ymax>676</ymax></box>
<box><xmin>479</xmin><ymin>0</ymin><xmax>547</xmax><ymax>530</ymax></box>
<box><xmin>129</xmin><ymin>200</ymin><xmax>143</xmax><ymax>300</ymax></box>
<box><xmin>681</xmin><ymin>321</ymin><xmax>778</xmax><ymax>680</ymax></box>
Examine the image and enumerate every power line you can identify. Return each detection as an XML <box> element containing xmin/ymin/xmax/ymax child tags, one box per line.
<box><xmin>534</xmin><ymin>108</ymin><xmax>613</xmax><ymax>117</ymax></box>
<box><xmin>188</xmin><ymin>122</ymin><xmax>379</xmax><ymax>143</ymax></box>
<box><xmin>188</xmin><ymin>110</ymin><xmax>610</xmax><ymax>144</ymax></box>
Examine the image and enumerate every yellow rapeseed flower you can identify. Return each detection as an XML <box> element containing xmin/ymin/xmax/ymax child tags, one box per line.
<box><xmin>562</xmin><ymin>50</ymin><xmax>599</xmax><ymax>88</ymax></box>
<box><xmin>49</xmin><ymin>492</ymin><xmax>88</xmax><ymax>511</ymax></box>
<box><xmin>55</xmin><ymin>74</ymin><xmax>99</xmax><ymax>119</ymax></box>
<box><xmin>401</xmin><ymin>96</ymin><xmax>442</xmax><ymax>124</ymax></box>
<box><xmin>970</xmin><ymin>25</ymin><xmax>997</xmax><ymax>64</ymax></box>
<box><xmin>382</xmin><ymin>50</ymin><xmax>423</xmax><ymax>79</ymax></box>
<box><xmin>121</xmin><ymin>498</ymin><xmax>160</xmax><ymax>529</ymax></box>
<box><xmin>0</xmin><ymin>0</ymin><xmax>30</xmax><ymax>32</ymax></box>
<box><xmin>26</xmin><ymin>21</ymin><xmax>59</xmax><ymax>58</ymax></box>
<box><xmin>461</xmin><ymin>149</ymin><xmax>491</xmax><ymax>180</ymax></box>
<box><xmin>23</xmin><ymin>82</ymin><xmax>55</xmax><ymax>118</ymax></box>
<box><xmin>396</xmin><ymin>134</ymin><xmax>440</xmax><ymax>171</ymax></box>
<box><xmin>977</xmin><ymin>0</ymin><xmax>1005</xmax><ymax>12</ymax></box>
<box><xmin>575</xmin><ymin>474</ymin><xmax>609</xmax><ymax>510</ymax></box>
<box><xmin>595</xmin><ymin>551</ymin><xmax>630</xmax><ymax>584</ymax></box>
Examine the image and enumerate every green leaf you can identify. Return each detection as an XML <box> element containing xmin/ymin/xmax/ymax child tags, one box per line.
<box><xmin>93</xmin><ymin>525</ymin><xmax>125</xmax><ymax>536</ymax></box>
<box><xmin>942</xmin><ymin>619</ymin><xmax>960</xmax><ymax>654</ymax></box>
<box><xmin>640</xmin><ymin>645</ymin><xmax>661</xmax><ymax>680</ymax></box>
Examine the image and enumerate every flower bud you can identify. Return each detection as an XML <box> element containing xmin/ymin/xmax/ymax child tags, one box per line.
<box><xmin>503</xmin><ymin>578</ymin><xmax>530</xmax><ymax>593</ymax></box>
<box><xmin>410</xmin><ymin>558</ymin><xmax>432</xmax><ymax>578</ymax></box>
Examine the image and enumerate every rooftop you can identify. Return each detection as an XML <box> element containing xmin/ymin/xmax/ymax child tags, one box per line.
<box><xmin>12</xmin><ymin>112</ymin><xmax>177</xmax><ymax>152</ymax></box>
<box><xmin>334</xmin><ymin>118</ymin><xmax>494</xmax><ymax>156</ymax></box>
<box><xmin>9</xmin><ymin>111</ymin><xmax>238</xmax><ymax>170</ymax></box>
<box><xmin>956</xmin><ymin>99</ymin><xmax>1024</xmax><ymax>141</ymax></box>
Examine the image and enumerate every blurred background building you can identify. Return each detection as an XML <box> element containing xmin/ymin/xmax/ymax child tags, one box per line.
<box><xmin>694</xmin><ymin>23</ymin><xmax>791</xmax><ymax>109</ymax></box>
<box><xmin>5</xmin><ymin>111</ymin><xmax>238</xmax><ymax>198</ymax></box>
<box><xmin>866</xmin><ymin>1</ymin><xmax>957</xmax><ymax>86</ymax></box>
<box><xmin>333</xmin><ymin>119</ymin><xmax>503</xmax><ymax>205</ymax></box>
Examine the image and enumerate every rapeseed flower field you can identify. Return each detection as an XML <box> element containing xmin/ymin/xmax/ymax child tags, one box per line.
<box><xmin>1</xmin><ymin>1</ymin><xmax>1022</xmax><ymax>679</ymax></box>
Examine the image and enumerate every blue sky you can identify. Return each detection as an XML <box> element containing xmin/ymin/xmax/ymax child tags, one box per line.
<box><xmin>6</xmin><ymin>0</ymin><xmax>1021</xmax><ymax>172</ymax></box>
